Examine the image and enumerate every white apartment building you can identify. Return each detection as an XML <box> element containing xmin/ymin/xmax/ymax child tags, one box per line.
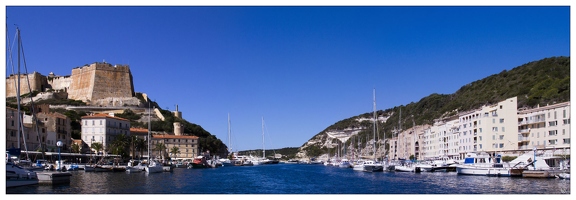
<box><xmin>393</xmin><ymin>97</ymin><xmax>570</xmax><ymax>160</ymax></box>
<box><xmin>81</xmin><ymin>113</ymin><xmax>130</xmax><ymax>154</ymax></box>
<box><xmin>390</xmin><ymin>125</ymin><xmax>428</xmax><ymax>160</ymax></box>
<box><xmin>458</xmin><ymin>97</ymin><xmax>519</xmax><ymax>157</ymax></box>
<box><xmin>518</xmin><ymin>101</ymin><xmax>570</xmax><ymax>150</ymax></box>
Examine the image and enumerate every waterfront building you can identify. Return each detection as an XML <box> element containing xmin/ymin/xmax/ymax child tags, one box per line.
<box><xmin>81</xmin><ymin>113</ymin><xmax>131</xmax><ymax>155</ymax></box>
<box><xmin>150</xmin><ymin>134</ymin><xmax>199</xmax><ymax>160</ymax></box>
<box><xmin>422</xmin><ymin>118</ymin><xmax>460</xmax><ymax>160</ymax></box>
<box><xmin>392</xmin><ymin>124</ymin><xmax>428</xmax><ymax>160</ymax></box>
<box><xmin>11</xmin><ymin>104</ymin><xmax>72</xmax><ymax>152</ymax></box>
<box><xmin>34</xmin><ymin>111</ymin><xmax>72</xmax><ymax>151</ymax></box>
<box><xmin>6</xmin><ymin>107</ymin><xmax>35</xmax><ymax>150</ymax></box>
<box><xmin>517</xmin><ymin>101</ymin><xmax>570</xmax><ymax>150</ymax></box>
<box><xmin>457</xmin><ymin>97</ymin><xmax>519</xmax><ymax>158</ymax></box>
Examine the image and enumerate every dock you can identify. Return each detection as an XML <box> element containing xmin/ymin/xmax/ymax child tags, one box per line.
<box><xmin>37</xmin><ymin>171</ymin><xmax>72</xmax><ymax>185</ymax></box>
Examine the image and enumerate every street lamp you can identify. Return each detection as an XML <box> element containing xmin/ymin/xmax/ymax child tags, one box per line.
<box><xmin>57</xmin><ymin>140</ymin><xmax>63</xmax><ymax>170</ymax></box>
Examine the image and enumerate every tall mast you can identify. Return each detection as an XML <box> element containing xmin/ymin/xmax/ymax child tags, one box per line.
<box><xmin>148</xmin><ymin>102</ymin><xmax>151</xmax><ymax>160</ymax></box>
<box><xmin>228</xmin><ymin>113</ymin><xmax>231</xmax><ymax>153</ymax></box>
<box><xmin>372</xmin><ymin>88</ymin><xmax>376</xmax><ymax>161</ymax></box>
<box><xmin>16</xmin><ymin>27</ymin><xmax>21</xmax><ymax>149</ymax></box>
<box><xmin>262</xmin><ymin>117</ymin><xmax>265</xmax><ymax>159</ymax></box>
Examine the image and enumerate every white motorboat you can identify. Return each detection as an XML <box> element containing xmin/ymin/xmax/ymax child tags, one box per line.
<box><xmin>395</xmin><ymin>164</ymin><xmax>415</xmax><ymax>172</ymax></box>
<box><xmin>353</xmin><ymin>160</ymin><xmax>367</xmax><ymax>171</ymax></box>
<box><xmin>6</xmin><ymin>153</ymin><xmax>39</xmax><ymax>188</ymax></box>
<box><xmin>145</xmin><ymin>160</ymin><xmax>164</xmax><ymax>173</ymax></box>
<box><xmin>455</xmin><ymin>152</ymin><xmax>512</xmax><ymax>176</ymax></box>
<box><xmin>338</xmin><ymin>159</ymin><xmax>351</xmax><ymax>168</ymax></box>
<box><xmin>363</xmin><ymin>160</ymin><xmax>384</xmax><ymax>172</ymax></box>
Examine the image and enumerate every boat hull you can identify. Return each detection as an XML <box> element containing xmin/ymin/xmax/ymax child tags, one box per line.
<box><xmin>456</xmin><ymin>165</ymin><xmax>512</xmax><ymax>177</ymax></box>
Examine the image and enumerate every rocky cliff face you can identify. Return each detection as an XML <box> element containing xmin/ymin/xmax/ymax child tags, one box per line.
<box><xmin>296</xmin><ymin>115</ymin><xmax>390</xmax><ymax>160</ymax></box>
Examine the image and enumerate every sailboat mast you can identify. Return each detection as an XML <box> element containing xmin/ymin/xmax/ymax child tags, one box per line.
<box><xmin>16</xmin><ymin>27</ymin><xmax>21</xmax><ymax>149</ymax></box>
<box><xmin>262</xmin><ymin>117</ymin><xmax>265</xmax><ymax>159</ymax></box>
<box><xmin>148</xmin><ymin>103</ymin><xmax>151</xmax><ymax>161</ymax></box>
<box><xmin>228</xmin><ymin>113</ymin><xmax>231</xmax><ymax>154</ymax></box>
<box><xmin>372</xmin><ymin>88</ymin><xmax>376</xmax><ymax>161</ymax></box>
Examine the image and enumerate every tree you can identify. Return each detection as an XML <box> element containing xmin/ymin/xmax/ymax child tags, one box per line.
<box><xmin>154</xmin><ymin>142</ymin><xmax>167</xmax><ymax>160</ymax></box>
<box><xmin>91</xmin><ymin>142</ymin><xmax>103</xmax><ymax>156</ymax></box>
<box><xmin>110</xmin><ymin>134</ymin><xmax>130</xmax><ymax>159</ymax></box>
<box><xmin>170</xmin><ymin>146</ymin><xmax>180</xmax><ymax>160</ymax></box>
<box><xmin>70</xmin><ymin>143</ymin><xmax>80</xmax><ymax>153</ymax></box>
<box><xmin>135</xmin><ymin>138</ymin><xmax>147</xmax><ymax>159</ymax></box>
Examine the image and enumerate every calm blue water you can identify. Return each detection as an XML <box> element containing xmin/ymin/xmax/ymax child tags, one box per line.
<box><xmin>5</xmin><ymin>164</ymin><xmax>571</xmax><ymax>194</ymax></box>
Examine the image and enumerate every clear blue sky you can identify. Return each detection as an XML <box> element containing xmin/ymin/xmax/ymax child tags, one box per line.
<box><xmin>3</xmin><ymin>5</ymin><xmax>571</xmax><ymax>151</ymax></box>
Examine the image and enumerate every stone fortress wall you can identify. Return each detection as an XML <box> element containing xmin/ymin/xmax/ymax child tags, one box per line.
<box><xmin>6</xmin><ymin>62</ymin><xmax>136</xmax><ymax>106</ymax></box>
<box><xmin>5</xmin><ymin>71</ymin><xmax>48</xmax><ymax>97</ymax></box>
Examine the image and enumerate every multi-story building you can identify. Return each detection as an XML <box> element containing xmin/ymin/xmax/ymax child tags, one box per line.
<box><xmin>458</xmin><ymin>97</ymin><xmax>519</xmax><ymax>157</ymax></box>
<box><xmin>6</xmin><ymin>107</ymin><xmax>31</xmax><ymax>150</ymax></box>
<box><xmin>35</xmin><ymin>111</ymin><xmax>72</xmax><ymax>151</ymax></box>
<box><xmin>518</xmin><ymin>101</ymin><xmax>570</xmax><ymax>150</ymax></box>
<box><xmin>423</xmin><ymin>117</ymin><xmax>460</xmax><ymax>160</ymax></box>
<box><xmin>150</xmin><ymin>134</ymin><xmax>199</xmax><ymax>160</ymax></box>
<box><xmin>391</xmin><ymin>125</ymin><xmax>428</xmax><ymax>160</ymax></box>
<box><xmin>81</xmin><ymin>113</ymin><xmax>131</xmax><ymax>154</ymax></box>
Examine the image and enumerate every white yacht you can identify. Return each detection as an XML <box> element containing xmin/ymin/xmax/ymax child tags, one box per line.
<box><xmin>6</xmin><ymin>153</ymin><xmax>39</xmax><ymax>188</ymax></box>
<box><xmin>455</xmin><ymin>152</ymin><xmax>512</xmax><ymax>176</ymax></box>
<box><xmin>145</xmin><ymin>160</ymin><xmax>164</xmax><ymax>173</ymax></box>
<box><xmin>338</xmin><ymin>159</ymin><xmax>351</xmax><ymax>168</ymax></box>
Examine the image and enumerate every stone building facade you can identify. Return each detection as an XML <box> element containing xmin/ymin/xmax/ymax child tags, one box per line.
<box><xmin>6</xmin><ymin>62</ymin><xmax>136</xmax><ymax>106</ymax></box>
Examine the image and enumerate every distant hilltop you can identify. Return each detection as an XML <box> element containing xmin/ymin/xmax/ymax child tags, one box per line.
<box><xmin>5</xmin><ymin>61</ymin><xmax>139</xmax><ymax>106</ymax></box>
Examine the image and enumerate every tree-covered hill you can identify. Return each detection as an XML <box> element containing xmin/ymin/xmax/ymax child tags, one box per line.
<box><xmin>301</xmin><ymin>56</ymin><xmax>570</xmax><ymax>156</ymax></box>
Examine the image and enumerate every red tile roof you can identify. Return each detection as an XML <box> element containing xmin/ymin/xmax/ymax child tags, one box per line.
<box><xmin>152</xmin><ymin>134</ymin><xmax>199</xmax><ymax>139</ymax></box>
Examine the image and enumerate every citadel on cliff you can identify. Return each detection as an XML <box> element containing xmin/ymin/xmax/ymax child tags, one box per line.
<box><xmin>6</xmin><ymin>61</ymin><xmax>139</xmax><ymax>106</ymax></box>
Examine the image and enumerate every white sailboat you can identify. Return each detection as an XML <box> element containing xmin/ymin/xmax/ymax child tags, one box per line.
<box><xmin>219</xmin><ymin>113</ymin><xmax>234</xmax><ymax>166</ymax></box>
<box><xmin>6</xmin><ymin>27</ymin><xmax>40</xmax><ymax>187</ymax></box>
<box><xmin>145</xmin><ymin>104</ymin><xmax>163</xmax><ymax>173</ymax></box>
<box><xmin>363</xmin><ymin>89</ymin><xmax>384</xmax><ymax>172</ymax></box>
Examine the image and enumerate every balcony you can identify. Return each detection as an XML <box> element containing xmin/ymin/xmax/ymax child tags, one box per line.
<box><xmin>518</xmin><ymin>129</ymin><xmax>530</xmax><ymax>134</ymax></box>
<box><xmin>517</xmin><ymin>134</ymin><xmax>530</xmax><ymax>142</ymax></box>
<box><xmin>518</xmin><ymin>118</ymin><xmax>546</xmax><ymax>125</ymax></box>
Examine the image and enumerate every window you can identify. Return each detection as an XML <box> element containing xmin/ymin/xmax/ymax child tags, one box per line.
<box><xmin>479</xmin><ymin>136</ymin><xmax>482</xmax><ymax>141</ymax></box>
<box><xmin>554</xmin><ymin>111</ymin><xmax>557</xmax><ymax>119</ymax></box>
<box><xmin>499</xmin><ymin>135</ymin><xmax>504</xmax><ymax>140</ymax></box>
<box><xmin>493</xmin><ymin>119</ymin><xmax>496</xmax><ymax>123</ymax></box>
<box><xmin>500</xmin><ymin>118</ymin><xmax>504</xmax><ymax>123</ymax></box>
<box><xmin>549</xmin><ymin>130</ymin><xmax>557</xmax><ymax>136</ymax></box>
<box><xmin>563</xmin><ymin>138</ymin><xmax>570</xmax><ymax>144</ymax></box>
<box><xmin>549</xmin><ymin>139</ymin><xmax>557</xmax><ymax>145</ymax></box>
<box><xmin>10</xmin><ymin>131</ymin><xmax>15</xmax><ymax>137</ymax></box>
<box><xmin>563</xmin><ymin>129</ymin><xmax>565</xmax><ymax>135</ymax></box>
<box><xmin>499</xmin><ymin>143</ymin><xmax>504</xmax><ymax>148</ymax></box>
<box><xmin>479</xmin><ymin>128</ymin><xmax>482</xmax><ymax>133</ymax></box>
<box><xmin>549</xmin><ymin>121</ymin><xmax>557</xmax><ymax>126</ymax></box>
<box><xmin>11</xmin><ymin>120</ymin><xmax>14</xmax><ymax>126</ymax></box>
<box><xmin>563</xmin><ymin>110</ymin><xmax>566</xmax><ymax>118</ymax></box>
<box><xmin>92</xmin><ymin>120</ymin><xmax>94</xmax><ymax>125</ymax></box>
<box><xmin>492</xmin><ymin>127</ymin><xmax>498</xmax><ymax>132</ymax></box>
<box><xmin>85</xmin><ymin>121</ymin><xmax>87</xmax><ymax>125</ymax></box>
<box><xmin>492</xmin><ymin>135</ymin><xmax>496</xmax><ymax>140</ymax></box>
<box><xmin>502</xmin><ymin>127</ymin><xmax>505</xmax><ymax>132</ymax></box>
<box><xmin>563</xmin><ymin>119</ymin><xmax>570</xmax><ymax>124</ymax></box>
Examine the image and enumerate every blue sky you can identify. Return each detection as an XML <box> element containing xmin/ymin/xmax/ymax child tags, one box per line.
<box><xmin>3</xmin><ymin>5</ymin><xmax>571</xmax><ymax>151</ymax></box>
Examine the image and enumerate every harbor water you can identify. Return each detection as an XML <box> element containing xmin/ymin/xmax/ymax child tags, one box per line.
<box><xmin>5</xmin><ymin>164</ymin><xmax>571</xmax><ymax>194</ymax></box>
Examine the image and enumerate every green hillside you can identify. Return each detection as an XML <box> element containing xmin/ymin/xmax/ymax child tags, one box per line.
<box><xmin>302</xmin><ymin>56</ymin><xmax>570</xmax><ymax>155</ymax></box>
